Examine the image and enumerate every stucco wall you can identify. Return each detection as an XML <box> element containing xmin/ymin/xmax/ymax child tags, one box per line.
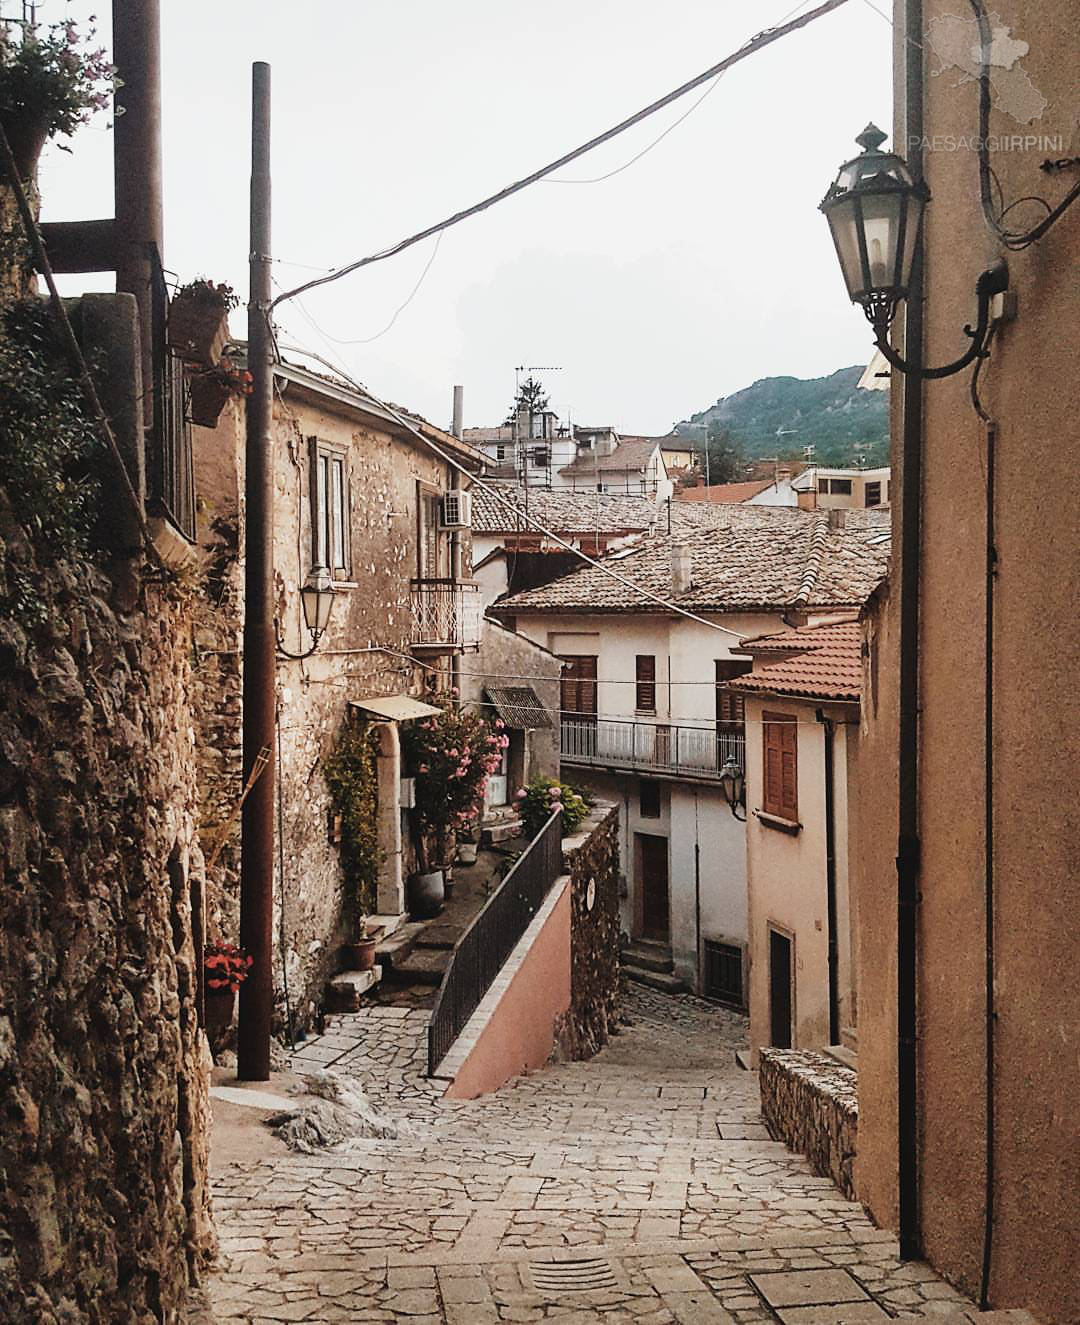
<box><xmin>854</xmin><ymin>8</ymin><xmax>1079</xmax><ymax>1320</ymax></box>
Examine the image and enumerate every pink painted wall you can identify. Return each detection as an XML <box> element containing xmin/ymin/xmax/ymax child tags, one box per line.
<box><xmin>444</xmin><ymin>882</ymin><xmax>571</xmax><ymax>1099</ymax></box>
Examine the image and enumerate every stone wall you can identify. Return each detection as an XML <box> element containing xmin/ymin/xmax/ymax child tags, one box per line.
<box><xmin>759</xmin><ymin>1049</ymin><xmax>858</xmax><ymax>1200</ymax></box>
<box><xmin>0</xmin><ymin>499</ymin><xmax>213</xmax><ymax>1321</ymax></box>
<box><xmin>555</xmin><ymin>802</ymin><xmax>621</xmax><ymax>1059</ymax></box>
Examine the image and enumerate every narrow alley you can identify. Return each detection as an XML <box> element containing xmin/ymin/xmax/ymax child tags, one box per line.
<box><xmin>201</xmin><ymin>989</ymin><xmax>981</xmax><ymax>1325</ymax></box>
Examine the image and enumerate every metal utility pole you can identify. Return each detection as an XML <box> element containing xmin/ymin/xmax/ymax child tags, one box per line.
<box><xmin>238</xmin><ymin>61</ymin><xmax>275</xmax><ymax>1082</ymax></box>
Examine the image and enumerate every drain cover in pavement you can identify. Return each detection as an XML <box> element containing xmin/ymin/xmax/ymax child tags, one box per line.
<box><xmin>528</xmin><ymin>1258</ymin><xmax>619</xmax><ymax>1293</ymax></box>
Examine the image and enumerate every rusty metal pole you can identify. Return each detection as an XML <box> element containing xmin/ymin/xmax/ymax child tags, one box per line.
<box><xmin>112</xmin><ymin>0</ymin><xmax>163</xmax><ymax>398</ymax></box>
<box><xmin>238</xmin><ymin>61</ymin><xmax>275</xmax><ymax>1081</ymax></box>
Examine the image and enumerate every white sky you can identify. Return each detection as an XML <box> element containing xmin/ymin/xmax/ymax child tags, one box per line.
<box><xmin>37</xmin><ymin>0</ymin><xmax>892</xmax><ymax>434</ymax></box>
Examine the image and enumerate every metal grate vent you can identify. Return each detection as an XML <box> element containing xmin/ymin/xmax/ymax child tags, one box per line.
<box><xmin>528</xmin><ymin>1257</ymin><xmax>619</xmax><ymax>1294</ymax></box>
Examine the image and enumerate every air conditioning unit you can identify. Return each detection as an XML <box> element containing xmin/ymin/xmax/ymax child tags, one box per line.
<box><xmin>440</xmin><ymin>490</ymin><xmax>472</xmax><ymax>529</ymax></box>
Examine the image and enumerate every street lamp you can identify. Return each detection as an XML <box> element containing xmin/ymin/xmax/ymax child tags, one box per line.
<box><xmin>719</xmin><ymin>756</ymin><xmax>747</xmax><ymax>821</ymax></box>
<box><xmin>820</xmin><ymin>124</ymin><xmax>1008</xmax><ymax>379</ymax></box>
<box><xmin>276</xmin><ymin>564</ymin><xmax>335</xmax><ymax>659</ymax></box>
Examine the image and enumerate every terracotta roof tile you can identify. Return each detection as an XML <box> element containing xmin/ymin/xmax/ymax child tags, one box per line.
<box><xmin>728</xmin><ymin>620</ymin><xmax>863</xmax><ymax>702</ymax></box>
<box><xmin>559</xmin><ymin>436</ymin><xmax>663</xmax><ymax>475</ymax></box>
<box><xmin>472</xmin><ymin>482</ymin><xmax>656</xmax><ymax>535</ymax></box>
<box><xmin>491</xmin><ymin>506</ymin><xmax>888</xmax><ymax>616</ymax></box>
<box><xmin>676</xmin><ymin>480</ymin><xmax>774</xmax><ymax>503</ymax></box>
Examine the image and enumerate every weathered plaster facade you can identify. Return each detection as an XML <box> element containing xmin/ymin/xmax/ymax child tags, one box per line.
<box><xmin>193</xmin><ymin>365</ymin><xmax>485</xmax><ymax>1029</ymax></box>
<box><xmin>853</xmin><ymin>7</ymin><xmax>1079</xmax><ymax>1321</ymax></box>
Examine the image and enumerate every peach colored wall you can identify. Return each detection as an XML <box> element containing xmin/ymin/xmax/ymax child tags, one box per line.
<box><xmin>853</xmin><ymin>7</ymin><xmax>1080</xmax><ymax>1321</ymax></box>
<box><xmin>444</xmin><ymin>882</ymin><xmax>571</xmax><ymax>1100</ymax></box>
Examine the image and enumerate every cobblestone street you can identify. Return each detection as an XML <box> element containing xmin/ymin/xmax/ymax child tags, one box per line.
<box><xmin>203</xmin><ymin>988</ymin><xmax>987</xmax><ymax>1324</ymax></box>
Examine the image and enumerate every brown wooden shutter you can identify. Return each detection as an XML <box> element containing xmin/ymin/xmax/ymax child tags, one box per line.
<box><xmin>636</xmin><ymin>655</ymin><xmax>656</xmax><ymax>712</ymax></box>
<box><xmin>763</xmin><ymin>712</ymin><xmax>798</xmax><ymax>820</ymax></box>
<box><xmin>716</xmin><ymin>658</ymin><xmax>751</xmax><ymax>726</ymax></box>
<box><xmin>560</xmin><ymin>656</ymin><xmax>597</xmax><ymax>717</ymax></box>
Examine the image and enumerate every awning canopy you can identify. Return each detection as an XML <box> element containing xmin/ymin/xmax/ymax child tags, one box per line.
<box><xmin>484</xmin><ymin>686</ymin><xmax>552</xmax><ymax>730</ymax></box>
<box><xmin>349</xmin><ymin>695</ymin><xmax>442</xmax><ymax>722</ymax></box>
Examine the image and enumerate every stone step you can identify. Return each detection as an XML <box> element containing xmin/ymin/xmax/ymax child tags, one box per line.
<box><xmin>374</xmin><ymin>920</ymin><xmax>426</xmax><ymax>973</ymax></box>
<box><xmin>383</xmin><ymin>946</ymin><xmax>449</xmax><ymax>986</ymax></box>
<box><xmin>622</xmin><ymin>940</ymin><xmax>674</xmax><ymax>974</ymax></box>
<box><xmin>324</xmin><ymin>965</ymin><xmax>381</xmax><ymax>1012</ymax></box>
<box><xmin>623</xmin><ymin>964</ymin><xmax>686</xmax><ymax>994</ymax></box>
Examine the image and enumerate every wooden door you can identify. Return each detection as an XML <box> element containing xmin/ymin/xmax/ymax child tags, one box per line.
<box><xmin>638</xmin><ymin>833</ymin><xmax>670</xmax><ymax>943</ymax></box>
<box><xmin>769</xmin><ymin>929</ymin><xmax>793</xmax><ymax>1048</ymax></box>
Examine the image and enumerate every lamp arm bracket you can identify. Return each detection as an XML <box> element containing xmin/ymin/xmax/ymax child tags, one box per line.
<box><xmin>274</xmin><ymin>617</ymin><xmax>322</xmax><ymax>661</ymax></box>
<box><xmin>874</xmin><ymin>259</ymin><xmax>1009</xmax><ymax>380</ymax></box>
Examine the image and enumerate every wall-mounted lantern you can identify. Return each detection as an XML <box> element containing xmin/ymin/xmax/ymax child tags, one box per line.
<box><xmin>719</xmin><ymin>756</ymin><xmax>747</xmax><ymax>821</ymax></box>
<box><xmin>820</xmin><ymin>124</ymin><xmax>1008</xmax><ymax>379</ymax></box>
<box><xmin>276</xmin><ymin>564</ymin><xmax>335</xmax><ymax>660</ymax></box>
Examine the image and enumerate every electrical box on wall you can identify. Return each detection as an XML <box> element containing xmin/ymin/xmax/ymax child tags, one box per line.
<box><xmin>440</xmin><ymin>490</ymin><xmax>472</xmax><ymax>529</ymax></box>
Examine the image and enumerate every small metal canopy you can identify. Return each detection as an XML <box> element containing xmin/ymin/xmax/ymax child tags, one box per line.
<box><xmin>349</xmin><ymin>695</ymin><xmax>442</xmax><ymax>722</ymax></box>
<box><xmin>483</xmin><ymin>686</ymin><xmax>552</xmax><ymax>730</ymax></box>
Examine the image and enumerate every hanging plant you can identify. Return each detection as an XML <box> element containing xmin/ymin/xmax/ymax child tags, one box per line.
<box><xmin>324</xmin><ymin>718</ymin><xmax>382</xmax><ymax>917</ymax></box>
<box><xmin>0</xmin><ymin>18</ymin><xmax>115</xmax><ymax>178</ymax></box>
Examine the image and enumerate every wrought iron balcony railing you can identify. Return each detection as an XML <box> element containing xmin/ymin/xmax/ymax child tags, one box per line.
<box><xmin>560</xmin><ymin>715</ymin><xmax>745</xmax><ymax>781</ymax></box>
<box><xmin>410</xmin><ymin>579</ymin><xmax>483</xmax><ymax>650</ymax></box>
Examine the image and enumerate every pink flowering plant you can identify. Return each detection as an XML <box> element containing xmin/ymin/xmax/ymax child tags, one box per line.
<box><xmin>401</xmin><ymin>703</ymin><xmax>507</xmax><ymax>870</ymax></box>
<box><xmin>515</xmin><ymin>775</ymin><xmax>589</xmax><ymax>840</ymax></box>
<box><xmin>0</xmin><ymin>18</ymin><xmax>115</xmax><ymax>144</ymax></box>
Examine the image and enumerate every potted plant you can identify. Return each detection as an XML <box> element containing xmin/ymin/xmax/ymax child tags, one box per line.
<box><xmin>514</xmin><ymin>775</ymin><xmax>590</xmax><ymax>839</ymax></box>
<box><xmin>324</xmin><ymin>717</ymin><xmax>384</xmax><ymax>935</ymax></box>
<box><xmin>0</xmin><ymin>18</ymin><xmax>114</xmax><ymax>182</ymax></box>
<box><xmin>343</xmin><ymin>915</ymin><xmax>383</xmax><ymax>971</ymax></box>
<box><xmin>401</xmin><ymin>703</ymin><xmax>507</xmax><ymax>917</ymax></box>
<box><xmin>202</xmin><ymin>940</ymin><xmax>253</xmax><ymax>1043</ymax></box>
<box><xmin>188</xmin><ymin>356</ymin><xmax>253</xmax><ymax>428</ymax></box>
<box><xmin>168</xmin><ymin>278</ymin><xmax>238</xmax><ymax>367</ymax></box>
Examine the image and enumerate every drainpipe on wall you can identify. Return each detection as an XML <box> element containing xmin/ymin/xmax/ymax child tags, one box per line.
<box><xmin>896</xmin><ymin>0</ymin><xmax>926</xmax><ymax>1262</ymax></box>
<box><xmin>816</xmin><ymin>710</ymin><xmax>840</xmax><ymax>1046</ymax></box>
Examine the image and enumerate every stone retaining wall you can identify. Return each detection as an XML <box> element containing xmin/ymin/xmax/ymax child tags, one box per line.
<box><xmin>759</xmin><ymin>1048</ymin><xmax>858</xmax><ymax>1200</ymax></box>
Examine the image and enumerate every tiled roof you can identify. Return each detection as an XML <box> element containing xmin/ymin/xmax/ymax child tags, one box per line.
<box><xmin>727</xmin><ymin>620</ymin><xmax>863</xmax><ymax>702</ymax></box>
<box><xmin>491</xmin><ymin>506</ymin><xmax>888</xmax><ymax>616</ymax></box>
<box><xmin>677</xmin><ymin>480</ymin><xmax>774</xmax><ymax>504</ymax></box>
<box><xmin>472</xmin><ymin>482</ymin><xmax>656</xmax><ymax>535</ymax></box>
<box><xmin>484</xmin><ymin>686</ymin><xmax>553</xmax><ymax>730</ymax></box>
<box><xmin>560</xmin><ymin>436</ymin><xmax>662</xmax><ymax>476</ymax></box>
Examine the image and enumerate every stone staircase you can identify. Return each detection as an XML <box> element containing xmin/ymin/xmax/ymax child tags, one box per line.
<box><xmin>621</xmin><ymin>939</ymin><xmax>686</xmax><ymax>994</ymax></box>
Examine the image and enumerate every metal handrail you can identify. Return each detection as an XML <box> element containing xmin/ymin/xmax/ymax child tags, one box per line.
<box><xmin>560</xmin><ymin>714</ymin><xmax>745</xmax><ymax>779</ymax></box>
<box><xmin>427</xmin><ymin>810</ymin><xmax>563</xmax><ymax>1076</ymax></box>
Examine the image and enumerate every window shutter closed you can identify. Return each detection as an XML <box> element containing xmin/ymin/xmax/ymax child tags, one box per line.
<box><xmin>636</xmin><ymin>655</ymin><xmax>656</xmax><ymax>712</ymax></box>
<box><xmin>763</xmin><ymin>712</ymin><xmax>798</xmax><ymax>820</ymax></box>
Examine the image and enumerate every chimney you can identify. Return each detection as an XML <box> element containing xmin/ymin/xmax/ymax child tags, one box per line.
<box><xmin>776</xmin><ymin>466</ymin><xmax>792</xmax><ymax>482</ymax></box>
<box><xmin>452</xmin><ymin>384</ymin><xmax>464</xmax><ymax>439</ymax></box>
<box><xmin>671</xmin><ymin>545</ymin><xmax>693</xmax><ymax>595</ymax></box>
<box><xmin>828</xmin><ymin>507</ymin><xmax>847</xmax><ymax>529</ymax></box>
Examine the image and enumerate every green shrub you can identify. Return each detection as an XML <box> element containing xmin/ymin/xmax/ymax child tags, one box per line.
<box><xmin>324</xmin><ymin>719</ymin><xmax>382</xmax><ymax>915</ymax></box>
<box><xmin>514</xmin><ymin>775</ymin><xmax>589</xmax><ymax>840</ymax></box>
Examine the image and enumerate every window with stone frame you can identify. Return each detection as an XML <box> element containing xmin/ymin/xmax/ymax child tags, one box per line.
<box><xmin>308</xmin><ymin>436</ymin><xmax>352</xmax><ymax>580</ymax></box>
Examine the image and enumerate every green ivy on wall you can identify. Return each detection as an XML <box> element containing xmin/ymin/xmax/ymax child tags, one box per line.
<box><xmin>324</xmin><ymin>718</ymin><xmax>382</xmax><ymax>916</ymax></box>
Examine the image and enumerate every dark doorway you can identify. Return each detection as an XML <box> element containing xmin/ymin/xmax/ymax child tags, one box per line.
<box><xmin>637</xmin><ymin>833</ymin><xmax>670</xmax><ymax>943</ymax></box>
<box><xmin>769</xmin><ymin>929</ymin><xmax>793</xmax><ymax>1048</ymax></box>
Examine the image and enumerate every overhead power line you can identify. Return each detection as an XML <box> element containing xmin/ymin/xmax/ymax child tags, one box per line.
<box><xmin>268</xmin><ymin>0</ymin><xmax>851</xmax><ymax>312</ymax></box>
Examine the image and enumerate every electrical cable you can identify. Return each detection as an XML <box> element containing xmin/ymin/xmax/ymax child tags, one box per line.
<box><xmin>267</xmin><ymin>0</ymin><xmax>852</xmax><ymax>313</ymax></box>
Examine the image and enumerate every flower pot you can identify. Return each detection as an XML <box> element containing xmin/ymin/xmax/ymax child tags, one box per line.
<box><xmin>0</xmin><ymin>116</ymin><xmax>49</xmax><ymax>183</ymax></box>
<box><xmin>408</xmin><ymin>869</ymin><xmax>444</xmax><ymax>919</ymax></box>
<box><xmin>188</xmin><ymin>372</ymin><xmax>232</xmax><ymax>428</ymax></box>
<box><xmin>456</xmin><ymin>841</ymin><xmax>479</xmax><ymax>865</ymax></box>
<box><xmin>343</xmin><ymin>936</ymin><xmax>379</xmax><ymax>971</ymax></box>
<box><xmin>204</xmin><ymin>988</ymin><xmax>236</xmax><ymax>1041</ymax></box>
<box><xmin>167</xmin><ymin>295</ymin><xmax>229</xmax><ymax>367</ymax></box>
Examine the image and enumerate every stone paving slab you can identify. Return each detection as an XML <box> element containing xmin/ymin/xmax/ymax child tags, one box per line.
<box><xmin>200</xmin><ymin>988</ymin><xmax>987</xmax><ymax>1325</ymax></box>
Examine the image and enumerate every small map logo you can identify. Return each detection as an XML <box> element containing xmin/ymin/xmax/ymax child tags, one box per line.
<box><xmin>924</xmin><ymin>12</ymin><xmax>1047</xmax><ymax>125</ymax></box>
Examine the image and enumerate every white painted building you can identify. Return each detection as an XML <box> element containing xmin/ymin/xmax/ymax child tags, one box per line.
<box><xmin>492</xmin><ymin>504</ymin><xmax>889</xmax><ymax>999</ymax></box>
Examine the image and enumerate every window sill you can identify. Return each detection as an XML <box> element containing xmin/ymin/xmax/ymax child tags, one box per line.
<box><xmin>755</xmin><ymin>810</ymin><xmax>802</xmax><ymax>835</ymax></box>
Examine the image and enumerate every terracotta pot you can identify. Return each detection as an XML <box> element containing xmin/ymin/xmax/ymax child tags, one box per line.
<box><xmin>343</xmin><ymin>936</ymin><xmax>378</xmax><ymax>971</ymax></box>
<box><xmin>1</xmin><ymin>116</ymin><xmax>49</xmax><ymax>182</ymax></box>
<box><xmin>188</xmin><ymin>372</ymin><xmax>232</xmax><ymax>428</ymax></box>
<box><xmin>204</xmin><ymin>988</ymin><xmax>236</xmax><ymax>1041</ymax></box>
<box><xmin>408</xmin><ymin>870</ymin><xmax>444</xmax><ymax>919</ymax></box>
<box><xmin>167</xmin><ymin>294</ymin><xmax>229</xmax><ymax>367</ymax></box>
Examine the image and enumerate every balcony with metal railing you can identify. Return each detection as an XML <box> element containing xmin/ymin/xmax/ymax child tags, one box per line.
<box><xmin>560</xmin><ymin>715</ymin><xmax>745</xmax><ymax>783</ymax></box>
<box><xmin>410</xmin><ymin>579</ymin><xmax>483</xmax><ymax>653</ymax></box>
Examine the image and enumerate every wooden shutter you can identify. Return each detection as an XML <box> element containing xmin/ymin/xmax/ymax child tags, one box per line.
<box><xmin>635</xmin><ymin>655</ymin><xmax>656</xmax><ymax>712</ymax></box>
<box><xmin>560</xmin><ymin>656</ymin><xmax>597</xmax><ymax>717</ymax></box>
<box><xmin>762</xmin><ymin>712</ymin><xmax>798</xmax><ymax>820</ymax></box>
<box><xmin>308</xmin><ymin>437</ymin><xmax>327</xmax><ymax>566</ymax></box>
<box><xmin>715</xmin><ymin>658</ymin><xmax>751</xmax><ymax>726</ymax></box>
